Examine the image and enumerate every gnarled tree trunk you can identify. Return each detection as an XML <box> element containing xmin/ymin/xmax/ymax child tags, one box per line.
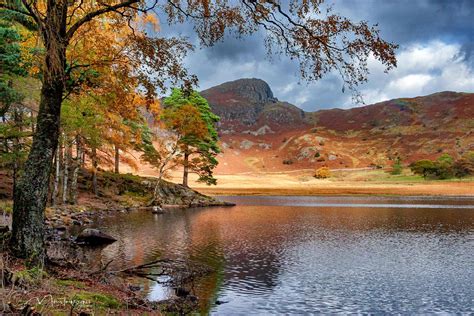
<box><xmin>62</xmin><ymin>142</ymin><xmax>71</xmax><ymax>204</ymax></box>
<box><xmin>69</xmin><ymin>136</ymin><xmax>82</xmax><ymax>204</ymax></box>
<box><xmin>114</xmin><ymin>144</ymin><xmax>119</xmax><ymax>174</ymax></box>
<box><xmin>91</xmin><ymin>146</ymin><xmax>98</xmax><ymax>196</ymax></box>
<box><xmin>51</xmin><ymin>142</ymin><xmax>61</xmax><ymax>206</ymax></box>
<box><xmin>10</xmin><ymin>3</ymin><xmax>67</xmax><ymax>264</ymax></box>
<box><xmin>183</xmin><ymin>150</ymin><xmax>189</xmax><ymax>187</ymax></box>
<box><xmin>10</xmin><ymin>77</ymin><xmax>64</xmax><ymax>263</ymax></box>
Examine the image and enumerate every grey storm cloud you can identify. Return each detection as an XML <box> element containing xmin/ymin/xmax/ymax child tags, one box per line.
<box><xmin>155</xmin><ymin>0</ymin><xmax>474</xmax><ymax>111</ymax></box>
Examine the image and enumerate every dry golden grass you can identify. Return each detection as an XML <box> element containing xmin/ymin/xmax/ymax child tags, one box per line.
<box><xmin>121</xmin><ymin>162</ymin><xmax>474</xmax><ymax>197</ymax></box>
<box><xmin>184</xmin><ymin>169</ymin><xmax>474</xmax><ymax>196</ymax></box>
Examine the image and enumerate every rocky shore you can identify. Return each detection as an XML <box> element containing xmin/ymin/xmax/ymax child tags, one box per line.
<box><xmin>0</xmin><ymin>170</ymin><xmax>234</xmax><ymax>314</ymax></box>
<box><xmin>1</xmin><ymin>169</ymin><xmax>234</xmax><ymax>230</ymax></box>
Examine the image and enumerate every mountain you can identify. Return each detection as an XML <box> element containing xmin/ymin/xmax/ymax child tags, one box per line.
<box><xmin>201</xmin><ymin>78</ymin><xmax>308</xmax><ymax>133</ymax></box>
<box><xmin>200</xmin><ymin>79</ymin><xmax>474</xmax><ymax>173</ymax></box>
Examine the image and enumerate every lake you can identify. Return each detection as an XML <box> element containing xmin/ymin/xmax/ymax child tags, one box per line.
<box><xmin>89</xmin><ymin>196</ymin><xmax>474</xmax><ymax>314</ymax></box>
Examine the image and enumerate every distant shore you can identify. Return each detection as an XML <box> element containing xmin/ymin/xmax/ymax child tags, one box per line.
<box><xmin>188</xmin><ymin>170</ymin><xmax>474</xmax><ymax>197</ymax></box>
<box><xmin>196</xmin><ymin>184</ymin><xmax>474</xmax><ymax>197</ymax></box>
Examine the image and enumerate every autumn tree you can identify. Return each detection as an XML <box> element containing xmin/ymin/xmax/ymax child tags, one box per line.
<box><xmin>140</xmin><ymin>124</ymin><xmax>181</xmax><ymax>205</ymax></box>
<box><xmin>49</xmin><ymin>14</ymin><xmax>160</xmax><ymax>204</ymax></box>
<box><xmin>162</xmin><ymin>89</ymin><xmax>220</xmax><ymax>186</ymax></box>
<box><xmin>64</xmin><ymin>16</ymin><xmax>161</xmax><ymax>176</ymax></box>
<box><xmin>0</xmin><ymin>0</ymin><xmax>397</xmax><ymax>263</ymax></box>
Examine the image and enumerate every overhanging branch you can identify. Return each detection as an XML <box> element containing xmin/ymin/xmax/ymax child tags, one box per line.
<box><xmin>65</xmin><ymin>0</ymin><xmax>141</xmax><ymax>42</ymax></box>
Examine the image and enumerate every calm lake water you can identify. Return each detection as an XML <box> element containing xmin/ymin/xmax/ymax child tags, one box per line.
<box><xmin>89</xmin><ymin>196</ymin><xmax>473</xmax><ymax>314</ymax></box>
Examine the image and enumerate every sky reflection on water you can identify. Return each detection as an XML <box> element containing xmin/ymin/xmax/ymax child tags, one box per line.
<box><xmin>91</xmin><ymin>196</ymin><xmax>474</xmax><ymax>314</ymax></box>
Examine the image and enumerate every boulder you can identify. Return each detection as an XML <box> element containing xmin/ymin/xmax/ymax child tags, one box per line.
<box><xmin>76</xmin><ymin>228</ymin><xmax>117</xmax><ymax>245</ymax></box>
<box><xmin>151</xmin><ymin>206</ymin><xmax>164</xmax><ymax>214</ymax></box>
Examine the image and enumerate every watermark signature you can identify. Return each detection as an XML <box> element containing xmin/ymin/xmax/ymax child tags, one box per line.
<box><xmin>26</xmin><ymin>295</ymin><xmax>92</xmax><ymax>308</ymax></box>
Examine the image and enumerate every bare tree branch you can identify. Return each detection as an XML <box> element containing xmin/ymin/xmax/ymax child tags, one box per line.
<box><xmin>65</xmin><ymin>0</ymin><xmax>140</xmax><ymax>41</ymax></box>
<box><xmin>19</xmin><ymin>0</ymin><xmax>42</xmax><ymax>26</ymax></box>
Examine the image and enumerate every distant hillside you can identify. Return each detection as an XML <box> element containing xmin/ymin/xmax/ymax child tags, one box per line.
<box><xmin>200</xmin><ymin>78</ymin><xmax>474</xmax><ymax>173</ymax></box>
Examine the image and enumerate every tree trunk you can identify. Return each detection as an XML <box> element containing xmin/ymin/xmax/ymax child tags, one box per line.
<box><xmin>51</xmin><ymin>143</ymin><xmax>61</xmax><ymax>206</ymax></box>
<box><xmin>183</xmin><ymin>151</ymin><xmax>189</xmax><ymax>187</ymax></box>
<box><xmin>12</xmin><ymin>107</ymin><xmax>21</xmax><ymax>191</ymax></box>
<box><xmin>62</xmin><ymin>142</ymin><xmax>71</xmax><ymax>204</ymax></box>
<box><xmin>70</xmin><ymin>136</ymin><xmax>82</xmax><ymax>204</ymax></box>
<box><xmin>10</xmin><ymin>2</ymin><xmax>68</xmax><ymax>263</ymax></box>
<box><xmin>30</xmin><ymin>110</ymin><xmax>35</xmax><ymax>134</ymax></box>
<box><xmin>114</xmin><ymin>145</ymin><xmax>120</xmax><ymax>174</ymax></box>
<box><xmin>10</xmin><ymin>67</ymin><xmax>65</xmax><ymax>263</ymax></box>
<box><xmin>81</xmin><ymin>149</ymin><xmax>86</xmax><ymax>168</ymax></box>
<box><xmin>92</xmin><ymin>147</ymin><xmax>98</xmax><ymax>196</ymax></box>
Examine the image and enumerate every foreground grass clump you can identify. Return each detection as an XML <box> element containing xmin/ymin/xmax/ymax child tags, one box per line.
<box><xmin>70</xmin><ymin>291</ymin><xmax>121</xmax><ymax>309</ymax></box>
<box><xmin>0</xmin><ymin>254</ymin><xmax>132</xmax><ymax>314</ymax></box>
<box><xmin>13</xmin><ymin>266</ymin><xmax>48</xmax><ymax>286</ymax></box>
<box><xmin>55</xmin><ymin>279</ymin><xmax>86</xmax><ymax>289</ymax></box>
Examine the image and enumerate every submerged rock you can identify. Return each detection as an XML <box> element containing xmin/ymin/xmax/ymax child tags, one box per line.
<box><xmin>152</xmin><ymin>206</ymin><xmax>164</xmax><ymax>214</ymax></box>
<box><xmin>76</xmin><ymin>228</ymin><xmax>117</xmax><ymax>245</ymax></box>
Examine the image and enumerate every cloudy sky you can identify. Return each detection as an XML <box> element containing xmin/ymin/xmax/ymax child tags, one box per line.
<box><xmin>158</xmin><ymin>0</ymin><xmax>474</xmax><ymax>111</ymax></box>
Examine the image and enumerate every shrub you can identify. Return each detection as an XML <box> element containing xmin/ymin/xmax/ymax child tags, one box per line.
<box><xmin>410</xmin><ymin>159</ymin><xmax>437</xmax><ymax>179</ymax></box>
<box><xmin>452</xmin><ymin>159</ymin><xmax>472</xmax><ymax>178</ymax></box>
<box><xmin>435</xmin><ymin>154</ymin><xmax>455</xmax><ymax>179</ymax></box>
<box><xmin>391</xmin><ymin>157</ymin><xmax>403</xmax><ymax>175</ymax></box>
<box><xmin>452</xmin><ymin>151</ymin><xmax>474</xmax><ymax>178</ymax></box>
<box><xmin>409</xmin><ymin>153</ymin><xmax>473</xmax><ymax>180</ymax></box>
<box><xmin>314</xmin><ymin>167</ymin><xmax>331</xmax><ymax>179</ymax></box>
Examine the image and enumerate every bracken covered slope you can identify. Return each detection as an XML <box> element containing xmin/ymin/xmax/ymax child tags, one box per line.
<box><xmin>200</xmin><ymin>78</ymin><xmax>474</xmax><ymax>173</ymax></box>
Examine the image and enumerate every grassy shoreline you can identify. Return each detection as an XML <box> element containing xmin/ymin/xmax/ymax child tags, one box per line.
<box><xmin>196</xmin><ymin>186</ymin><xmax>474</xmax><ymax>197</ymax></box>
<box><xmin>190</xmin><ymin>170</ymin><xmax>474</xmax><ymax>197</ymax></box>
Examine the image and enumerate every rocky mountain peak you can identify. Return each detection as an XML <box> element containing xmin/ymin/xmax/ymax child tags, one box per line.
<box><xmin>203</xmin><ymin>78</ymin><xmax>277</xmax><ymax>104</ymax></box>
<box><xmin>201</xmin><ymin>78</ymin><xmax>305</xmax><ymax>129</ymax></box>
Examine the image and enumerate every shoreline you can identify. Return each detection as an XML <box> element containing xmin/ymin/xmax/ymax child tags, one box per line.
<box><xmin>193</xmin><ymin>182</ymin><xmax>474</xmax><ymax>197</ymax></box>
<box><xmin>169</xmin><ymin>169</ymin><xmax>474</xmax><ymax>198</ymax></box>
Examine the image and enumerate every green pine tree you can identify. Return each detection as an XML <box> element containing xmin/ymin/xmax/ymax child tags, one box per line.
<box><xmin>162</xmin><ymin>88</ymin><xmax>220</xmax><ymax>186</ymax></box>
<box><xmin>0</xmin><ymin>20</ymin><xmax>27</xmax><ymax>115</ymax></box>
